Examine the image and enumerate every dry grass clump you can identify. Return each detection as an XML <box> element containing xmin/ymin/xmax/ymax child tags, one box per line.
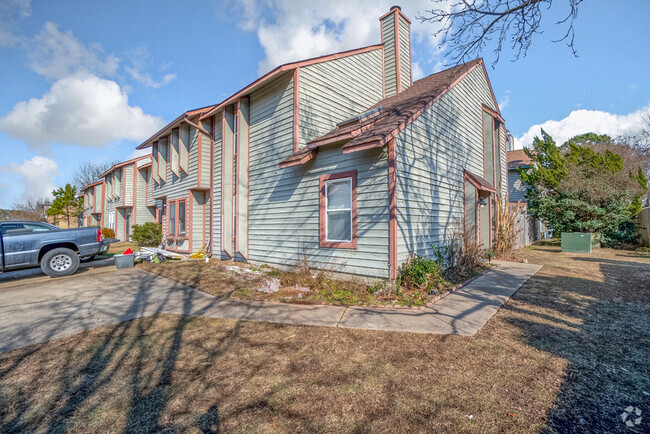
<box><xmin>493</xmin><ymin>200</ymin><xmax>526</xmax><ymax>261</ymax></box>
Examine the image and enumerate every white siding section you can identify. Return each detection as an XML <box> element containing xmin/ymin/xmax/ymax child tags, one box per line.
<box><xmin>395</xmin><ymin>66</ymin><xmax>502</xmax><ymax>262</ymax></box>
<box><xmin>298</xmin><ymin>49</ymin><xmax>383</xmax><ymax>147</ymax></box>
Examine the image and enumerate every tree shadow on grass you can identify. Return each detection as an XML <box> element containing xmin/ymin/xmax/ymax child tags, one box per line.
<box><xmin>0</xmin><ymin>273</ymin><xmax>248</xmax><ymax>433</ymax></box>
<box><xmin>501</xmin><ymin>256</ymin><xmax>650</xmax><ymax>433</ymax></box>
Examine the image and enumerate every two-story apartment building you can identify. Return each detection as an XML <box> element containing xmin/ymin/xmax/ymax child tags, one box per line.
<box><xmin>98</xmin><ymin>155</ymin><xmax>154</xmax><ymax>241</ymax></box>
<box><xmin>132</xmin><ymin>6</ymin><xmax>507</xmax><ymax>279</ymax></box>
<box><xmin>80</xmin><ymin>180</ymin><xmax>105</xmax><ymax>228</ymax></box>
<box><xmin>134</xmin><ymin>106</ymin><xmax>215</xmax><ymax>253</ymax></box>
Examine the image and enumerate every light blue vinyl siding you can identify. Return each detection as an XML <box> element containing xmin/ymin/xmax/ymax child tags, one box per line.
<box><xmin>247</xmin><ymin>72</ymin><xmax>390</xmax><ymax>278</ymax></box>
<box><xmin>394</xmin><ymin>66</ymin><xmax>504</xmax><ymax>262</ymax></box>
<box><xmin>382</xmin><ymin>13</ymin><xmax>397</xmax><ymax>97</ymax></box>
<box><xmin>398</xmin><ymin>14</ymin><xmax>411</xmax><ymax>91</ymax></box>
<box><xmin>508</xmin><ymin>170</ymin><xmax>528</xmax><ymax>202</ymax></box>
<box><xmin>298</xmin><ymin>49</ymin><xmax>383</xmax><ymax>147</ymax></box>
<box><xmin>212</xmin><ymin>113</ymin><xmax>222</xmax><ymax>255</ymax></box>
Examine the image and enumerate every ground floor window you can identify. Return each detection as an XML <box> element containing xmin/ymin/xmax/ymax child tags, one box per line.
<box><xmin>168</xmin><ymin>199</ymin><xmax>187</xmax><ymax>237</ymax></box>
<box><xmin>319</xmin><ymin>170</ymin><xmax>357</xmax><ymax>249</ymax></box>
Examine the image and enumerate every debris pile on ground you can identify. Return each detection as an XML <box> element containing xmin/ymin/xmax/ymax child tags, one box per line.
<box><xmin>258</xmin><ymin>278</ymin><xmax>280</xmax><ymax>293</ymax></box>
<box><xmin>225</xmin><ymin>265</ymin><xmax>260</xmax><ymax>275</ymax></box>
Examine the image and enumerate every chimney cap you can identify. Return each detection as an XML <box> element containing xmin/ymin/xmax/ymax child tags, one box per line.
<box><xmin>390</xmin><ymin>5</ymin><xmax>401</xmax><ymax>11</ymax></box>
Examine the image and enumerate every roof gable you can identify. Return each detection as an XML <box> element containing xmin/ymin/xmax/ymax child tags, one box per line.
<box><xmin>507</xmin><ymin>149</ymin><xmax>532</xmax><ymax>169</ymax></box>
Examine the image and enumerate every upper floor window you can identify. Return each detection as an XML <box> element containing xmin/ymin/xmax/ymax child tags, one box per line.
<box><xmin>482</xmin><ymin>105</ymin><xmax>503</xmax><ymax>194</ymax></box>
<box><xmin>319</xmin><ymin>170</ymin><xmax>357</xmax><ymax>249</ymax></box>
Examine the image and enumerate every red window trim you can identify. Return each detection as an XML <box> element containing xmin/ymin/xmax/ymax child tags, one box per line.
<box><xmin>167</xmin><ymin>199</ymin><xmax>187</xmax><ymax>238</ymax></box>
<box><xmin>319</xmin><ymin>170</ymin><xmax>358</xmax><ymax>249</ymax></box>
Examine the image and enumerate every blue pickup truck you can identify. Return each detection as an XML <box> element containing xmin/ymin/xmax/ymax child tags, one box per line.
<box><xmin>0</xmin><ymin>220</ymin><xmax>109</xmax><ymax>277</ymax></box>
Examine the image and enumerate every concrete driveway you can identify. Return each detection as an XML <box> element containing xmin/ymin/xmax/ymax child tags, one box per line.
<box><xmin>0</xmin><ymin>260</ymin><xmax>542</xmax><ymax>353</ymax></box>
<box><xmin>0</xmin><ymin>266</ymin><xmax>347</xmax><ymax>353</ymax></box>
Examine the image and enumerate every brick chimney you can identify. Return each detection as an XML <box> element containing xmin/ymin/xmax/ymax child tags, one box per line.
<box><xmin>380</xmin><ymin>6</ymin><xmax>412</xmax><ymax>98</ymax></box>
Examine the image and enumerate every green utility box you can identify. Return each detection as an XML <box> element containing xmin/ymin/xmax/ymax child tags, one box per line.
<box><xmin>561</xmin><ymin>232</ymin><xmax>597</xmax><ymax>254</ymax></box>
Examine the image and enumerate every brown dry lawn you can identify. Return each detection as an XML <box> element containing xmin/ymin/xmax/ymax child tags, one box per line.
<box><xmin>138</xmin><ymin>258</ymin><xmax>486</xmax><ymax>307</ymax></box>
<box><xmin>0</xmin><ymin>244</ymin><xmax>648</xmax><ymax>432</ymax></box>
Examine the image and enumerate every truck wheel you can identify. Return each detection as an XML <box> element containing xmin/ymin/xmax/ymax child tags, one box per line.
<box><xmin>41</xmin><ymin>248</ymin><xmax>80</xmax><ymax>277</ymax></box>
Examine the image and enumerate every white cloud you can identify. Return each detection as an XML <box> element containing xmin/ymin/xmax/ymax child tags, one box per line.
<box><xmin>0</xmin><ymin>72</ymin><xmax>164</xmax><ymax>150</ymax></box>
<box><xmin>412</xmin><ymin>61</ymin><xmax>425</xmax><ymax>81</ymax></box>
<box><xmin>128</xmin><ymin>147</ymin><xmax>151</xmax><ymax>160</ymax></box>
<box><xmin>124</xmin><ymin>44</ymin><xmax>177</xmax><ymax>89</ymax></box>
<box><xmin>231</xmin><ymin>0</ymin><xmax>448</xmax><ymax>75</ymax></box>
<box><xmin>4</xmin><ymin>155</ymin><xmax>59</xmax><ymax>203</ymax></box>
<box><xmin>515</xmin><ymin>104</ymin><xmax>650</xmax><ymax>149</ymax></box>
<box><xmin>0</xmin><ymin>0</ymin><xmax>31</xmax><ymax>48</ymax></box>
<box><xmin>499</xmin><ymin>90</ymin><xmax>511</xmax><ymax>111</ymax></box>
<box><xmin>28</xmin><ymin>22</ymin><xmax>119</xmax><ymax>80</ymax></box>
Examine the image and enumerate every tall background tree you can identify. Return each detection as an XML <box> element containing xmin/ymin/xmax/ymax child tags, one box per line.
<box><xmin>72</xmin><ymin>160</ymin><xmax>120</xmax><ymax>191</ymax></box>
<box><xmin>46</xmin><ymin>184</ymin><xmax>82</xmax><ymax>228</ymax></box>
<box><xmin>418</xmin><ymin>0</ymin><xmax>582</xmax><ymax>65</ymax></box>
<box><xmin>519</xmin><ymin>131</ymin><xmax>648</xmax><ymax>244</ymax></box>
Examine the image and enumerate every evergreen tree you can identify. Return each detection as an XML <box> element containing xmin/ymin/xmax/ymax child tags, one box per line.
<box><xmin>519</xmin><ymin>130</ymin><xmax>648</xmax><ymax>235</ymax></box>
<box><xmin>46</xmin><ymin>184</ymin><xmax>82</xmax><ymax>228</ymax></box>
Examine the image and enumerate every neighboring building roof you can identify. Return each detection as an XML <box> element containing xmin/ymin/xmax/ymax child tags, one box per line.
<box><xmin>136</xmin><ymin>107</ymin><xmax>216</xmax><ymax>150</ymax></box>
<box><xmin>507</xmin><ymin>149</ymin><xmax>532</xmax><ymax>170</ymax></box>
<box><xmin>281</xmin><ymin>58</ymin><xmax>500</xmax><ymax>167</ymax></box>
<box><xmin>80</xmin><ymin>180</ymin><xmax>104</xmax><ymax>193</ymax></box>
<box><xmin>99</xmin><ymin>155</ymin><xmax>151</xmax><ymax>178</ymax></box>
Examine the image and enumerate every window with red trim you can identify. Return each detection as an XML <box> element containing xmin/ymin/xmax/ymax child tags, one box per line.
<box><xmin>319</xmin><ymin>170</ymin><xmax>357</xmax><ymax>249</ymax></box>
<box><xmin>167</xmin><ymin>199</ymin><xmax>187</xmax><ymax>237</ymax></box>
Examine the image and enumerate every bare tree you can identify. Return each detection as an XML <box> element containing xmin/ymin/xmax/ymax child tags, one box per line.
<box><xmin>616</xmin><ymin>114</ymin><xmax>650</xmax><ymax>148</ymax></box>
<box><xmin>417</xmin><ymin>0</ymin><xmax>582</xmax><ymax>66</ymax></box>
<box><xmin>73</xmin><ymin>160</ymin><xmax>119</xmax><ymax>190</ymax></box>
<box><xmin>9</xmin><ymin>198</ymin><xmax>51</xmax><ymax>221</ymax></box>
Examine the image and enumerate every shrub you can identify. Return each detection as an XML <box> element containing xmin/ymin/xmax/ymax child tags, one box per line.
<box><xmin>635</xmin><ymin>246</ymin><xmax>650</xmax><ymax>257</ymax></box>
<box><xmin>101</xmin><ymin>227</ymin><xmax>116</xmax><ymax>239</ymax></box>
<box><xmin>398</xmin><ymin>253</ymin><xmax>443</xmax><ymax>292</ymax></box>
<box><xmin>601</xmin><ymin>220</ymin><xmax>640</xmax><ymax>249</ymax></box>
<box><xmin>131</xmin><ymin>222</ymin><xmax>162</xmax><ymax>247</ymax></box>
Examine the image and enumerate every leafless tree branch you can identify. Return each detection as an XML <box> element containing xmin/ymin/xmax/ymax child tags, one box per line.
<box><xmin>417</xmin><ymin>0</ymin><xmax>582</xmax><ymax>67</ymax></box>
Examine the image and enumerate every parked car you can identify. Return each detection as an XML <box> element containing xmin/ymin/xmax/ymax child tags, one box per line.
<box><xmin>0</xmin><ymin>220</ymin><xmax>109</xmax><ymax>277</ymax></box>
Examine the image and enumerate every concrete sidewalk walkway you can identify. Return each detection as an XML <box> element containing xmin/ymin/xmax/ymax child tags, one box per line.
<box><xmin>180</xmin><ymin>260</ymin><xmax>542</xmax><ymax>336</ymax></box>
<box><xmin>0</xmin><ymin>260</ymin><xmax>541</xmax><ymax>353</ymax></box>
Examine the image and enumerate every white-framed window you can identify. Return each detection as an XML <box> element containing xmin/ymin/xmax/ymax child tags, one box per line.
<box><xmin>325</xmin><ymin>178</ymin><xmax>353</xmax><ymax>242</ymax></box>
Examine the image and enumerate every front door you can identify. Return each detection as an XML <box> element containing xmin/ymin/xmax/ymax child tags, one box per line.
<box><xmin>479</xmin><ymin>193</ymin><xmax>491</xmax><ymax>248</ymax></box>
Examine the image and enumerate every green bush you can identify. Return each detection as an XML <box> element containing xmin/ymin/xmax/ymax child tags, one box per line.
<box><xmin>601</xmin><ymin>220</ymin><xmax>640</xmax><ymax>248</ymax></box>
<box><xmin>398</xmin><ymin>254</ymin><xmax>442</xmax><ymax>292</ymax></box>
<box><xmin>131</xmin><ymin>222</ymin><xmax>162</xmax><ymax>247</ymax></box>
<box><xmin>101</xmin><ymin>227</ymin><xmax>115</xmax><ymax>239</ymax></box>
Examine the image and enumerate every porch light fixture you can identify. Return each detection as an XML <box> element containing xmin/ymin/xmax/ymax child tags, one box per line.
<box><xmin>478</xmin><ymin>197</ymin><xmax>487</xmax><ymax>207</ymax></box>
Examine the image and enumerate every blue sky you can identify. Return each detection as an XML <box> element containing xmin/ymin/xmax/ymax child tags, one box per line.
<box><xmin>0</xmin><ymin>0</ymin><xmax>648</xmax><ymax>208</ymax></box>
